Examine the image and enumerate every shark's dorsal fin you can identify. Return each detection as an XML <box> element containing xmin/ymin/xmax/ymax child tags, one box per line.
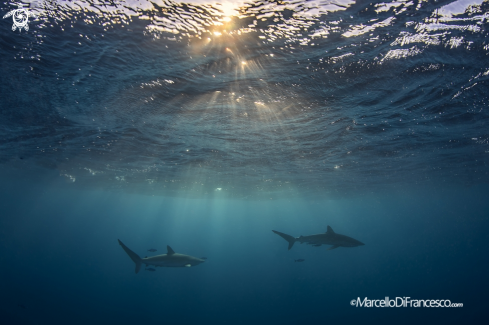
<box><xmin>167</xmin><ymin>245</ymin><xmax>175</xmax><ymax>255</ymax></box>
<box><xmin>326</xmin><ymin>226</ymin><xmax>335</xmax><ymax>234</ymax></box>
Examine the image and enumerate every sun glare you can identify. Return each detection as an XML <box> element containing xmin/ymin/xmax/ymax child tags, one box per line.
<box><xmin>220</xmin><ymin>2</ymin><xmax>237</xmax><ymax>18</ymax></box>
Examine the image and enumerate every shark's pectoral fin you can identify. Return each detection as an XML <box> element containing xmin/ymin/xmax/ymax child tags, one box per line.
<box><xmin>328</xmin><ymin>245</ymin><xmax>339</xmax><ymax>250</ymax></box>
<box><xmin>185</xmin><ymin>264</ymin><xmax>191</xmax><ymax>267</ymax></box>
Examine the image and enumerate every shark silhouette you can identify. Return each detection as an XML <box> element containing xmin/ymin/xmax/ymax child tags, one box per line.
<box><xmin>118</xmin><ymin>239</ymin><xmax>205</xmax><ymax>273</ymax></box>
<box><xmin>273</xmin><ymin>226</ymin><xmax>364</xmax><ymax>250</ymax></box>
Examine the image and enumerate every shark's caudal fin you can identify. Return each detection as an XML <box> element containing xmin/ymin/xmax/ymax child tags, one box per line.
<box><xmin>118</xmin><ymin>239</ymin><xmax>143</xmax><ymax>274</ymax></box>
<box><xmin>272</xmin><ymin>230</ymin><xmax>297</xmax><ymax>250</ymax></box>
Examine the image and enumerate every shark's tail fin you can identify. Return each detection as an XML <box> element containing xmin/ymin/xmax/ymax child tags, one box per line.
<box><xmin>118</xmin><ymin>239</ymin><xmax>143</xmax><ymax>274</ymax></box>
<box><xmin>272</xmin><ymin>230</ymin><xmax>297</xmax><ymax>250</ymax></box>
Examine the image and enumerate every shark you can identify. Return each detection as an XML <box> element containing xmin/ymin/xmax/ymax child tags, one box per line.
<box><xmin>272</xmin><ymin>226</ymin><xmax>364</xmax><ymax>251</ymax></box>
<box><xmin>118</xmin><ymin>239</ymin><xmax>205</xmax><ymax>274</ymax></box>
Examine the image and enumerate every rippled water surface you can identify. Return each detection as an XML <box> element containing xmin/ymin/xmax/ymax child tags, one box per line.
<box><xmin>1</xmin><ymin>0</ymin><xmax>489</xmax><ymax>198</ymax></box>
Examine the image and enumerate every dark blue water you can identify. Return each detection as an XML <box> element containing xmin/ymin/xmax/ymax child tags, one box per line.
<box><xmin>1</xmin><ymin>0</ymin><xmax>488</xmax><ymax>324</ymax></box>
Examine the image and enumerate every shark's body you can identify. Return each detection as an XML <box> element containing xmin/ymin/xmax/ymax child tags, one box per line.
<box><xmin>272</xmin><ymin>226</ymin><xmax>364</xmax><ymax>250</ymax></box>
<box><xmin>118</xmin><ymin>239</ymin><xmax>205</xmax><ymax>274</ymax></box>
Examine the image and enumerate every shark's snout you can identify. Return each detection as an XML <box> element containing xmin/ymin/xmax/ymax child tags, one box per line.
<box><xmin>193</xmin><ymin>258</ymin><xmax>206</xmax><ymax>266</ymax></box>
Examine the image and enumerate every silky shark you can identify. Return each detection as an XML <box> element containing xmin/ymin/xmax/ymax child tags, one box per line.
<box><xmin>118</xmin><ymin>239</ymin><xmax>205</xmax><ymax>274</ymax></box>
<box><xmin>272</xmin><ymin>226</ymin><xmax>364</xmax><ymax>250</ymax></box>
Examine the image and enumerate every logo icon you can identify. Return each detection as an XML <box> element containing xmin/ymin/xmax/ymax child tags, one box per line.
<box><xmin>3</xmin><ymin>4</ymin><xmax>37</xmax><ymax>32</ymax></box>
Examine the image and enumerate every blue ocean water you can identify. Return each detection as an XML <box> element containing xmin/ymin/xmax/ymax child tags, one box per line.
<box><xmin>1</xmin><ymin>0</ymin><xmax>488</xmax><ymax>324</ymax></box>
